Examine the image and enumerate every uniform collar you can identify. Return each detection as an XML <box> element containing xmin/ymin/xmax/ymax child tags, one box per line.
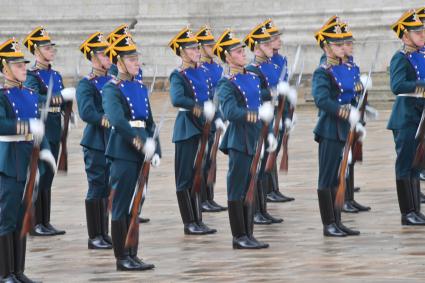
<box><xmin>91</xmin><ymin>67</ymin><xmax>107</xmax><ymax>77</ymax></box>
<box><xmin>200</xmin><ymin>56</ymin><xmax>213</xmax><ymax>64</ymax></box>
<box><xmin>35</xmin><ymin>61</ymin><xmax>50</xmax><ymax>70</ymax></box>
<box><xmin>254</xmin><ymin>55</ymin><xmax>268</xmax><ymax>64</ymax></box>
<box><xmin>403</xmin><ymin>44</ymin><xmax>419</xmax><ymax>54</ymax></box>
<box><xmin>181</xmin><ymin>61</ymin><xmax>196</xmax><ymax>70</ymax></box>
<box><xmin>117</xmin><ymin>72</ymin><xmax>132</xmax><ymax>81</ymax></box>
<box><xmin>230</xmin><ymin>66</ymin><xmax>244</xmax><ymax>75</ymax></box>
<box><xmin>4</xmin><ymin>79</ymin><xmax>22</xmax><ymax>89</ymax></box>
<box><xmin>326</xmin><ymin>56</ymin><xmax>340</xmax><ymax>66</ymax></box>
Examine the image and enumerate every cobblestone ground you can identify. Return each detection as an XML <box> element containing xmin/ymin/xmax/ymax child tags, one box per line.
<box><xmin>24</xmin><ymin>95</ymin><xmax>425</xmax><ymax>282</ymax></box>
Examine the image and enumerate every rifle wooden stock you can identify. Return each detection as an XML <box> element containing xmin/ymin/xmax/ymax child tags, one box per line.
<box><xmin>125</xmin><ymin>161</ymin><xmax>150</xmax><ymax>248</ymax></box>
<box><xmin>335</xmin><ymin>129</ymin><xmax>356</xmax><ymax>209</ymax></box>
<box><xmin>352</xmin><ymin>92</ymin><xmax>367</xmax><ymax>163</ymax></box>
<box><xmin>58</xmin><ymin>101</ymin><xmax>73</xmax><ymax>172</ymax></box>
<box><xmin>244</xmin><ymin>123</ymin><xmax>269</xmax><ymax>205</ymax></box>
<box><xmin>207</xmin><ymin>128</ymin><xmax>222</xmax><ymax>187</ymax></box>
<box><xmin>413</xmin><ymin>107</ymin><xmax>425</xmax><ymax>169</ymax></box>
<box><xmin>279</xmin><ymin>106</ymin><xmax>295</xmax><ymax>172</ymax></box>
<box><xmin>191</xmin><ymin>120</ymin><xmax>211</xmax><ymax>194</ymax></box>
<box><xmin>21</xmin><ymin>145</ymin><xmax>40</xmax><ymax>238</ymax></box>
<box><xmin>265</xmin><ymin>96</ymin><xmax>286</xmax><ymax>173</ymax></box>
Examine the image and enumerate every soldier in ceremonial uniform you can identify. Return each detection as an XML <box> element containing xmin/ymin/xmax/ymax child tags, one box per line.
<box><xmin>168</xmin><ymin>27</ymin><xmax>218</xmax><ymax>235</ymax></box>
<box><xmin>23</xmin><ymin>26</ymin><xmax>75</xmax><ymax>236</ymax></box>
<box><xmin>214</xmin><ymin>29</ymin><xmax>278</xmax><ymax>248</ymax></box>
<box><xmin>102</xmin><ymin>34</ymin><xmax>159</xmax><ymax>271</ymax></box>
<box><xmin>312</xmin><ymin>17</ymin><xmax>365</xmax><ymax>237</ymax></box>
<box><xmin>388</xmin><ymin>10</ymin><xmax>425</xmax><ymax>225</ymax></box>
<box><xmin>107</xmin><ymin>25</ymin><xmax>143</xmax><ymax>82</ymax></box>
<box><xmin>76</xmin><ymin>32</ymin><xmax>113</xmax><ymax>250</ymax></box>
<box><xmin>263</xmin><ymin>18</ymin><xmax>296</xmax><ymax>203</ymax></box>
<box><xmin>244</xmin><ymin>23</ymin><xmax>282</xmax><ymax>225</ymax></box>
<box><xmin>194</xmin><ymin>25</ymin><xmax>227</xmax><ymax>213</ymax></box>
<box><xmin>0</xmin><ymin>38</ymin><xmax>56</xmax><ymax>283</ymax></box>
<box><xmin>338</xmin><ymin>21</ymin><xmax>372</xmax><ymax>213</ymax></box>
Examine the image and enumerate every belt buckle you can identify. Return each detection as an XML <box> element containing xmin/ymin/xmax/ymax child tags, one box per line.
<box><xmin>25</xmin><ymin>134</ymin><xmax>33</xmax><ymax>141</ymax></box>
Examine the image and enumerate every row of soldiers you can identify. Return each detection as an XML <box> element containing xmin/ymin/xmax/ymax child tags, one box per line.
<box><xmin>1</xmin><ymin>6</ymin><xmax>425</xmax><ymax>281</ymax></box>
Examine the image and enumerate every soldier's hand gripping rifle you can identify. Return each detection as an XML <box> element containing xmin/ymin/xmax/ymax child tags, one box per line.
<box><xmin>335</xmin><ymin>45</ymin><xmax>380</xmax><ymax>209</ymax></box>
<box><xmin>21</xmin><ymin>75</ymin><xmax>54</xmax><ymax>238</ymax></box>
<box><xmin>245</xmin><ymin>102</ymin><xmax>275</xmax><ymax>205</ymax></box>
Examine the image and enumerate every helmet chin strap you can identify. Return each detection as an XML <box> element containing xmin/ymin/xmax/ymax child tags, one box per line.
<box><xmin>92</xmin><ymin>52</ymin><xmax>107</xmax><ymax>73</ymax></box>
<box><xmin>117</xmin><ymin>56</ymin><xmax>133</xmax><ymax>80</ymax></box>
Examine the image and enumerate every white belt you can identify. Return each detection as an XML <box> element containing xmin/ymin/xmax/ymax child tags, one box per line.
<box><xmin>179</xmin><ymin>108</ymin><xmax>189</xmax><ymax>112</ymax></box>
<box><xmin>398</xmin><ymin>93</ymin><xmax>423</xmax><ymax>98</ymax></box>
<box><xmin>129</xmin><ymin>120</ymin><xmax>146</xmax><ymax>128</ymax></box>
<box><xmin>0</xmin><ymin>134</ymin><xmax>33</xmax><ymax>142</ymax></box>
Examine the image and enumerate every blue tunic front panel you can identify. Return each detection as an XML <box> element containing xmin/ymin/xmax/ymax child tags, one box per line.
<box><xmin>328</xmin><ymin>63</ymin><xmax>360</xmax><ymax>105</ymax></box>
<box><xmin>180</xmin><ymin>67</ymin><xmax>212</xmax><ymax>104</ymax></box>
<box><xmin>258</xmin><ymin>60</ymin><xmax>281</xmax><ymax>88</ymax></box>
<box><xmin>34</xmin><ymin>68</ymin><xmax>64</xmax><ymax>94</ymax></box>
<box><xmin>3</xmin><ymin>87</ymin><xmax>38</xmax><ymax>120</ymax></box>
<box><xmin>117</xmin><ymin>80</ymin><xmax>149</xmax><ymax>120</ymax></box>
<box><xmin>271</xmin><ymin>53</ymin><xmax>288</xmax><ymax>82</ymax></box>
<box><xmin>230</xmin><ymin>73</ymin><xmax>262</xmax><ymax>110</ymax></box>
<box><xmin>406</xmin><ymin>50</ymin><xmax>425</xmax><ymax>80</ymax></box>
<box><xmin>200</xmin><ymin>61</ymin><xmax>223</xmax><ymax>89</ymax></box>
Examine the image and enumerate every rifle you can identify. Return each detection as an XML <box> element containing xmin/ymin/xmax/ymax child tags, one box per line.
<box><xmin>279</xmin><ymin>58</ymin><xmax>304</xmax><ymax>172</ymax></box>
<box><xmin>125</xmin><ymin>96</ymin><xmax>167</xmax><ymax>249</ymax></box>
<box><xmin>206</xmin><ymin>127</ymin><xmax>222</xmax><ymax>187</ymax></box>
<box><xmin>245</xmin><ymin>122</ymin><xmax>269</xmax><ymax>205</ymax></box>
<box><xmin>191</xmin><ymin>118</ymin><xmax>212</xmax><ymax>194</ymax></box>
<box><xmin>21</xmin><ymin>74</ymin><xmax>53</xmax><ymax>238</ymax></box>
<box><xmin>413</xmin><ymin>107</ymin><xmax>425</xmax><ymax>169</ymax></box>
<box><xmin>57</xmin><ymin>101</ymin><xmax>72</xmax><ymax>172</ymax></box>
<box><xmin>352</xmin><ymin>91</ymin><xmax>368</xmax><ymax>162</ymax></box>
<box><xmin>335</xmin><ymin>44</ymin><xmax>380</xmax><ymax>209</ymax></box>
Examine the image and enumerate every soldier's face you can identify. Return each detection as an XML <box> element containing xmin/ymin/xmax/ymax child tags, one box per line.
<box><xmin>228</xmin><ymin>46</ymin><xmax>246</xmax><ymax>66</ymax></box>
<box><xmin>407</xmin><ymin>30</ymin><xmax>425</xmax><ymax>47</ymax></box>
<box><xmin>202</xmin><ymin>44</ymin><xmax>215</xmax><ymax>58</ymax></box>
<box><xmin>182</xmin><ymin>47</ymin><xmax>200</xmax><ymax>63</ymax></box>
<box><xmin>328</xmin><ymin>42</ymin><xmax>345</xmax><ymax>59</ymax></box>
<box><xmin>8</xmin><ymin>62</ymin><xmax>27</xmax><ymax>82</ymax></box>
<box><xmin>271</xmin><ymin>35</ymin><xmax>282</xmax><ymax>50</ymax></box>
<box><xmin>343</xmin><ymin>41</ymin><xmax>354</xmax><ymax>57</ymax></box>
<box><xmin>95</xmin><ymin>52</ymin><xmax>112</xmax><ymax>70</ymax></box>
<box><xmin>122</xmin><ymin>54</ymin><xmax>140</xmax><ymax>76</ymax></box>
<box><xmin>259</xmin><ymin>41</ymin><xmax>274</xmax><ymax>58</ymax></box>
<box><xmin>38</xmin><ymin>45</ymin><xmax>56</xmax><ymax>62</ymax></box>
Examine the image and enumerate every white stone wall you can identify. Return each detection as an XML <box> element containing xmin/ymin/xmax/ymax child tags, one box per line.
<box><xmin>0</xmin><ymin>0</ymin><xmax>424</xmax><ymax>82</ymax></box>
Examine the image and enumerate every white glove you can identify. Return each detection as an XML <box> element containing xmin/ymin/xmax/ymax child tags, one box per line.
<box><xmin>203</xmin><ymin>100</ymin><xmax>216</xmax><ymax>122</ymax></box>
<box><xmin>143</xmin><ymin>138</ymin><xmax>156</xmax><ymax>160</ymax></box>
<box><xmin>258</xmin><ymin>102</ymin><xmax>274</xmax><ymax>124</ymax></box>
<box><xmin>214</xmin><ymin>118</ymin><xmax>226</xmax><ymax>132</ymax></box>
<box><xmin>355</xmin><ymin>123</ymin><xmax>367</xmax><ymax>143</ymax></box>
<box><xmin>266</xmin><ymin>133</ymin><xmax>278</xmax><ymax>152</ymax></box>
<box><xmin>365</xmin><ymin>105</ymin><xmax>379</xmax><ymax>120</ymax></box>
<box><xmin>286</xmin><ymin>87</ymin><xmax>298</xmax><ymax>106</ymax></box>
<box><xmin>151</xmin><ymin>153</ymin><xmax>161</xmax><ymax>168</ymax></box>
<box><xmin>277</xmin><ymin>81</ymin><xmax>290</xmax><ymax>96</ymax></box>
<box><xmin>39</xmin><ymin>149</ymin><xmax>56</xmax><ymax>173</ymax></box>
<box><xmin>360</xmin><ymin>74</ymin><xmax>372</xmax><ymax>91</ymax></box>
<box><xmin>348</xmin><ymin>149</ymin><xmax>353</xmax><ymax>165</ymax></box>
<box><xmin>284</xmin><ymin>113</ymin><xmax>297</xmax><ymax>133</ymax></box>
<box><xmin>348</xmin><ymin>108</ymin><xmax>360</xmax><ymax>127</ymax></box>
<box><xmin>61</xmin><ymin>87</ymin><xmax>76</xmax><ymax>101</ymax></box>
<box><xmin>29</xmin><ymin>119</ymin><xmax>45</xmax><ymax>142</ymax></box>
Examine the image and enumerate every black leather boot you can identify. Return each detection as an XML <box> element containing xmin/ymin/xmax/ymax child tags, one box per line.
<box><xmin>254</xmin><ymin>182</ymin><xmax>272</xmax><ymax>225</ymax></box>
<box><xmin>100</xmin><ymin>198</ymin><xmax>112</xmax><ymax>244</ymax></box>
<box><xmin>396</xmin><ymin>179</ymin><xmax>425</xmax><ymax>225</ymax></box>
<box><xmin>201</xmin><ymin>178</ymin><xmax>221</xmax><ymax>212</ymax></box>
<box><xmin>86</xmin><ymin>199</ymin><xmax>112</xmax><ymax>249</ymax></box>
<box><xmin>228</xmin><ymin>200</ymin><xmax>259</xmax><ymax>249</ymax></box>
<box><xmin>191</xmin><ymin>191</ymin><xmax>217</xmax><ymax>234</ymax></box>
<box><xmin>411</xmin><ymin>178</ymin><xmax>425</xmax><ymax>221</ymax></box>
<box><xmin>13</xmin><ymin>231</ymin><xmax>40</xmax><ymax>283</ymax></box>
<box><xmin>243</xmin><ymin>201</ymin><xmax>269</xmax><ymax>249</ymax></box>
<box><xmin>136</xmin><ymin>197</ymin><xmax>150</xmax><ymax>223</ymax></box>
<box><xmin>421</xmin><ymin>191</ymin><xmax>425</xmax><ymax>204</ymax></box>
<box><xmin>317</xmin><ymin>190</ymin><xmax>346</xmax><ymax>237</ymax></box>
<box><xmin>0</xmin><ymin>234</ymin><xmax>20</xmax><ymax>283</ymax></box>
<box><xmin>42</xmin><ymin>189</ymin><xmax>65</xmax><ymax>235</ymax></box>
<box><xmin>127</xmin><ymin>220</ymin><xmax>155</xmax><ymax>271</ymax></box>
<box><xmin>348</xmin><ymin>164</ymin><xmax>370</xmax><ymax>212</ymax></box>
<box><xmin>207</xmin><ymin>184</ymin><xmax>227</xmax><ymax>211</ymax></box>
<box><xmin>112</xmin><ymin>218</ymin><xmax>152</xmax><ymax>271</ymax></box>
<box><xmin>30</xmin><ymin>190</ymin><xmax>54</xmax><ymax>236</ymax></box>
<box><xmin>258</xmin><ymin>179</ymin><xmax>283</xmax><ymax>224</ymax></box>
<box><xmin>270</xmin><ymin>165</ymin><xmax>294</xmax><ymax>202</ymax></box>
<box><xmin>342</xmin><ymin>175</ymin><xmax>359</xmax><ymax>213</ymax></box>
<box><xmin>176</xmin><ymin>190</ymin><xmax>208</xmax><ymax>235</ymax></box>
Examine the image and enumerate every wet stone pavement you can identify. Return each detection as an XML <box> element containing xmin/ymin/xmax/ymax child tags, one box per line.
<box><xmin>24</xmin><ymin>95</ymin><xmax>425</xmax><ymax>282</ymax></box>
